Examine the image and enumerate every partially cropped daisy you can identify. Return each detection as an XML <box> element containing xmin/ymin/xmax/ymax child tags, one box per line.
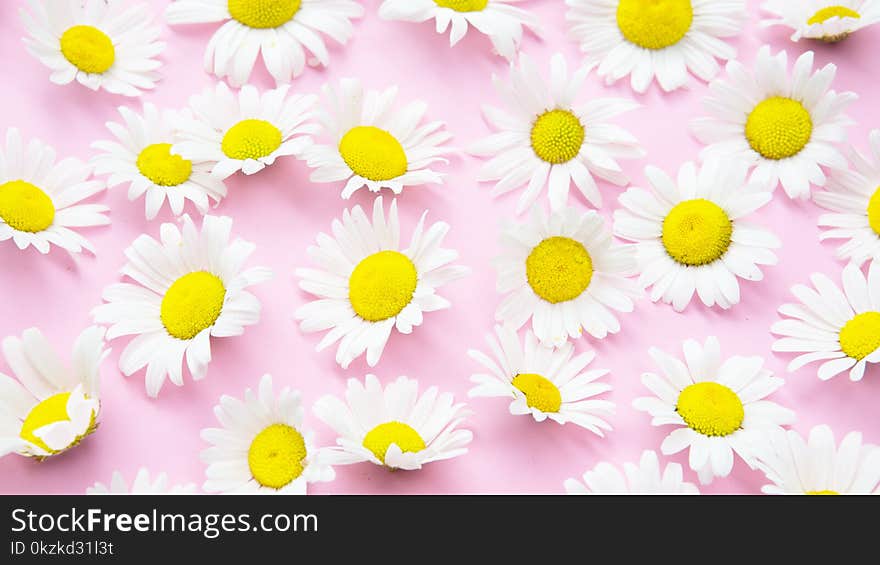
<box><xmin>92</xmin><ymin>215</ymin><xmax>271</xmax><ymax>397</ymax></box>
<box><xmin>173</xmin><ymin>82</ymin><xmax>316</xmax><ymax>179</ymax></box>
<box><xmin>201</xmin><ymin>374</ymin><xmax>334</xmax><ymax>494</ymax></box>
<box><xmin>691</xmin><ymin>47</ymin><xmax>856</xmax><ymax>199</ymax></box>
<box><xmin>468</xmin><ymin>325</ymin><xmax>614</xmax><ymax>436</ymax></box>
<box><xmin>165</xmin><ymin>0</ymin><xmax>363</xmax><ymax>86</ymax></box>
<box><xmin>295</xmin><ymin>196</ymin><xmax>468</xmax><ymax>369</ymax></box>
<box><xmin>314</xmin><ymin>375</ymin><xmax>472</xmax><ymax>470</ymax></box>
<box><xmin>494</xmin><ymin>206</ymin><xmax>640</xmax><ymax>347</ymax></box>
<box><xmin>0</xmin><ymin>326</ymin><xmax>107</xmax><ymax>460</ymax></box>
<box><xmin>21</xmin><ymin>0</ymin><xmax>164</xmax><ymax>97</ymax></box>
<box><xmin>565</xmin><ymin>0</ymin><xmax>745</xmax><ymax>93</ymax></box>
<box><xmin>0</xmin><ymin>128</ymin><xmax>108</xmax><ymax>255</ymax></box>
<box><xmin>761</xmin><ymin>0</ymin><xmax>880</xmax><ymax>43</ymax></box>
<box><xmin>92</xmin><ymin>103</ymin><xmax>227</xmax><ymax>220</ymax></box>
<box><xmin>378</xmin><ymin>0</ymin><xmax>540</xmax><ymax>61</ymax></box>
<box><xmin>771</xmin><ymin>262</ymin><xmax>880</xmax><ymax>382</ymax></box>
<box><xmin>633</xmin><ymin>336</ymin><xmax>795</xmax><ymax>484</ymax></box>
<box><xmin>303</xmin><ymin>79</ymin><xmax>452</xmax><ymax>199</ymax></box>
<box><xmin>470</xmin><ymin>53</ymin><xmax>643</xmax><ymax>213</ymax></box>
<box><xmin>87</xmin><ymin>468</ymin><xmax>197</xmax><ymax>494</ymax></box>
<box><xmin>614</xmin><ymin>159</ymin><xmax>780</xmax><ymax>312</ymax></box>
<box><xmin>564</xmin><ymin>450</ymin><xmax>700</xmax><ymax>494</ymax></box>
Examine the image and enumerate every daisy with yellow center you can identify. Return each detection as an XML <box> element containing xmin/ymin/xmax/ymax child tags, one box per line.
<box><xmin>564</xmin><ymin>450</ymin><xmax>699</xmax><ymax>494</ymax></box>
<box><xmin>634</xmin><ymin>336</ymin><xmax>794</xmax><ymax>484</ymax></box>
<box><xmin>468</xmin><ymin>325</ymin><xmax>614</xmax><ymax>435</ymax></box>
<box><xmin>314</xmin><ymin>375</ymin><xmax>473</xmax><ymax>471</ymax></box>
<box><xmin>691</xmin><ymin>46</ymin><xmax>856</xmax><ymax>199</ymax></box>
<box><xmin>92</xmin><ymin>215</ymin><xmax>272</xmax><ymax>397</ymax></box>
<box><xmin>87</xmin><ymin>468</ymin><xmax>197</xmax><ymax>495</ymax></box>
<box><xmin>0</xmin><ymin>326</ymin><xmax>107</xmax><ymax>460</ymax></box>
<box><xmin>761</xmin><ymin>0</ymin><xmax>880</xmax><ymax>42</ymax></box>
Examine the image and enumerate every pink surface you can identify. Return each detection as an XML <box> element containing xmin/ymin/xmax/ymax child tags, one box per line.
<box><xmin>2</xmin><ymin>0</ymin><xmax>880</xmax><ymax>495</ymax></box>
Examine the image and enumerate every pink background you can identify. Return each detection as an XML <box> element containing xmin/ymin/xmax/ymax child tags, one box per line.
<box><xmin>2</xmin><ymin>0</ymin><xmax>880</xmax><ymax>495</ymax></box>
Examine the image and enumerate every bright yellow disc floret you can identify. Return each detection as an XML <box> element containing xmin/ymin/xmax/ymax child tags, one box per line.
<box><xmin>348</xmin><ymin>251</ymin><xmax>418</xmax><ymax>321</ymax></box>
<box><xmin>228</xmin><ymin>0</ymin><xmax>301</xmax><ymax>29</ymax></box>
<box><xmin>160</xmin><ymin>271</ymin><xmax>227</xmax><ymax>340</ymax></box>
<box><xmin>221</xmin><ymin>119</ymin><xmax>283</xmax><ymax>161</ymax></box>
<box><xmin>676</xmin><ymin>382</ymin><xmax>744</xmax><ymax>437</ymax></box>
<box><xmin>526</xmin><ymin>237</ymin><xmax>594</xmax><ymax>304</ymax></box>
<box><xmin>19</xmin><ymin>392</ymin><xmax>96</xmax><ymax>454</ymax></box>
<box><xmin>867</xmin><ymin>187</ymin><xmax>880</xmax><ymax>237</ymax></box>
<box><xmin>434</xmin><ymin>0</ymin><xmax>489</xmax><ymax>12</ymax></box>
<box><xmin>745</xmin><ymin>97</ymin><xmax>813</xmax><ymax>160</ymax></box>
<box><xmin>617</xmin><ymin>0</ymin><xmax>694</xmax><ymax>50</ymax></box>
<box><xmin>338</xmin><ymin>126</ymin><xmax>409</xmax><ymax>182</ymax></box>
<box><xmin>661</xmin><ymin>199</ymin><xmax>733</xmax><ymax>266</ymax></box>
<box><xmin>60</xmin><ymin>25</ymin><xmax>115</xmax><ymax>74</ymax></box>
<box><xmin>362</xmin><ymin>421</ymin><xmax>426</xmax><ymax>464</ymax></box>
<box><xmin>248</xmin><ymin>423</ymin><xmax>307</xmax><ymax>489</ymax></box>
<box><xmin>839</xmin><ymin>311</ymin><xmax>880</xmax><ymax>360</ymax></box>
<box><xmin>530</xmin><ymin>109</ymin><xmax>586</xmax><ymax>165</ymax></box>
<box><xmin>808</xmin><ymin>6</ymin><xmax>860</xmax><ymax>25</ymax></box>
<box><xmin>512</xmin><ymin>373</ymin><xmax>562</xmax><ymax>413</ymax></box>
<box><xmin>137</xmin><ymin>143</ymin><xmax>193</xmax><ymax>187</ymax></box>
<box><xmin>0</xmin><ymin>180</ymin><xmax>55</xmax><ymax>233</ymax></box>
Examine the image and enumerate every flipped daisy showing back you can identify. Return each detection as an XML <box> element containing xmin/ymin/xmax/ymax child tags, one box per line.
<box><xmin>87</xmin><ymin>468</ymin><xmax>197</xmax><ymax>495</ymax></box>
<box><xmin>564</xmin><ymin>450</ymin><xmax>700</xmax><ymax>494</ymax></box>
<box><xmin>761</xmin><ymin>0</ymin><xmax>880</xmax><ymax>43</ymax></box>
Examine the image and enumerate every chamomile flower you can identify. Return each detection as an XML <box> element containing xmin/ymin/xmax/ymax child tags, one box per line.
<box><xmin>468</xmin><ymin>325</ymin><xmax>614</xmax><ymax>435</ymax></box>
<box><xmin>494</xmin><ymin>205</ymin><xmax>640</xmax><ymax>347</ymax></box>
<box><xmin>0</xmin><ymin>128</ymin><xmax>108</xmax><ymax>255</ymax></box>
<box><xmin>470</xmin><ymin>53</ymin><xmax>644</xmax><ymax>213</ymax></box>
<box><xmin>21</xmin><ymin>0</ymin><xmax>164</xmax><ymax>97</ymax></box>
<box><xmin>614</xmin><ymin>159</ymin><xmax>780</xmax><ymax>312</ymax></box>
<box><xmin>302</xmin><ymin>79</ymin><xmax>452</xmax><ymax>199</ymax></box>
<box><xmin>378</xmin><ymin>0</ymin><xmax>540</xmax><ymax>62</ymax></box>
<box><xmin>633</xmin><ymin>336</ymin><xmax>795</xmax><ymax>484</ymax></box>
<box><xmin>761</xmin><ymin>0</ymin><xmax>880</xmax><ymax>43</ymax></box>
<box><xmin>92</xmin><ymin>215</ymin><xmax>272</xmax><ymax>397</ymax></box>
<box><xmin>295</xmin><ymin>196</ymin><xmax>468</xmax><ymax>369</ymax></box>
<box><xmin>87</xmin><ymin>468</ymin><xmax>197</xmax><ymax>494</ymax></box>
<box><xmin>564</xmin><ymin>450</ymin><xmax>700</xmax><ymax>494</ymax></box>
<box><xmin>0</xmin><ymin>326</ymin><xmax>107</xmax><ymax>460</ymax></box>
<box><xmin>165</xmin><ymin>0</ymin><xmax>363</xmax><ymax>86</ymax></box>
<box><xmin>313</xmin><ymin>374</ymin><xmax>472</xmax><ymax>470</ymax></box>
<box><xmin>564</xmin><ymin>0</ymin><xmax>745</xmax><ymax>93</ymax></box>
<box><xmin>91</xmin><ymin>103</ymin><xmax>227</xmax><ymax>220</ymax></box>
<box><xmin>691</xmin><ymin>46</ymin><xmax>856</xmax><ymax>199</ymax></box>
<box><xmin>201</xmin><ymin>374</ymin><xmax>335</xmax><ymax>494</ymax></box>
<box><xmin>173</xmin><ymin>82</ymin><xmax>317</xmax><ymax>179</ymax></box>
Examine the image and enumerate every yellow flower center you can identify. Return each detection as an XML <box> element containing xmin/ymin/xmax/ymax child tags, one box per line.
<box><xmin>433</xmin><ymin>0</ymin><xmax>489</xmax><ymax>12</ymax></box>
<box><xmin>338</xmin><ymin>126</ymin><xmax>409</xmax><ymax>182</ymax></box>
<box><xmin>745</xmin><ymin>97</ymin><xmax>813</xmax><ymax>160</ymax></box>
<box><xmin>867</xmin><ymin>187</ymin><xmax>880</xmax><ymax>237</ymax></box>
<box><xmin>59</xmin><ymin>25</ymin><xmax>115</xmax><ymax>74</ymax></box>
<box><xmin>221</xmin><ymin>119</ymin><xmax>283</xmax><ymax>161</ymax></box>
<box><xmin>661</xmin><ymin>199</ymin><xmax>733</xmax><ymax>266</ymax></box>
<box><xmin>136</xmin><ymin>143</ymin><xmax>193</xmax><ymax>187</ymax></box>
<box><xmin>19</xmin><ymin>392</ymin><xmax>95</xmax><ymax>454</ymax></box>
<box><xmin>676</xmin><ymin>382</ymin><xmax>744</xmax><ymax>437</ymax></box>
<box><xmin>526</xmin><ymin>237</ymin><xmax>593</xmax><ymax>304</ymax></box>
<box><xmin>362</xmin><ymin>421</ymin><xmax>426</xmax><ymax>464</ymax></box>
<box><xmin>228</xmin><ymin>0</ymin><xmax>301</xmax><ymax>28</ymax></box>
<box><xmin>160</xmin><ymin>271</ymin><xmax>227</xmax><ymax>340</ymax></box>
<box><xmin>616</xmin><ymin>0</ymin><xmax>694</xmax><ymax>50</ymax></box>
<box><xmin>247</xmin><ymin>423</ymin><xmax>307</xmax><ymax>489</ymax></box>
<box><xmin>512</xmin><ymin>373</ymin><xmax>562</xmax><ymax>413</ymax></box>
<box><xmin>0</xmin><ymin>180</ymin><xmax>55</xmax><ymax>233</ymax></box>
<box><xmin>808</xmin><ymin>6</ymin><xmax>861</xmax><ymax>25</ymax></box>
<box><xmin>806</xmin><ymin>490</ymin><xmax>840</xmax><ymax>495</ymax></box>
<box><xmin>348</xmin><ymin>250</ymin><xmax>418</xmax><ymax>322</ymax></box>
<box><xmin>530</xmin><ymin>109</ymin><xmax>586</xmax><ymax>165</ymax></box>
<box><xmin>839</xmin><ymin>311</ymin><xmax>880</xmax><ymax>361</ymax></box>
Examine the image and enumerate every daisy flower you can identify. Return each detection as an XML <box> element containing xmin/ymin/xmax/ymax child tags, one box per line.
<box><xmin>173</xmin><ymin>82</ymin><xmax>317</xmax><ymax>179</ymax></box>
<box><xmin>614</xmin><ymin>159</ymin><xmax>780</xmax><ymax>312</ymax></box>
<box><xmin>91</xmin><ymin>103</ymin><xmax>227</xmax><ymax>220</ymax></box>
<box><xmin>201</xmin><ymin>374</ymin><xmax>335</xmax><ymax>494</ymax></box>
<box><xmin>165</xmin><ymin>0</ymin><xmax>363</xmax><ymax>86</ymax></box>
<box><xmin>469</xmin><ymin>53</ymin><xmax>643</xmax><ymax>213</ymax></box>
<box><xmin>564</xmin><ymin>0</ymin><xmax>745</xmax><ymax>93</ymax></box>
<box><xmin>0</xmin><ymin>128</ymin><xmax>108</xmax><ymax>255</ymax></box>
<box><xmin>771</xmin><ymin>261</ymin><xmax>880</xmax><ymax>382</ymax></box>
<box><xmin>761</xmin><ymin>0</ymin><xmax>880</xmax><ymax>43</ymax></box>
<box><xmin>377</xmin><ymin>0</ymin><xmax>540</xmax><ymax>62</ymax></box>
<box><xmin>295</xmin><ymin>196</ymin><xmax>468</xmax><ymax>369</ymax></box>
<box><xmin>21</xmin><ymin>0</ymin><xmax>164</xmax><ymax>97</ymax></box>
<box><xmin>494</xmin><ymin>205</ymin><xmax>641</xmax><ymax>347</ymax></box>
<box><xmin>691</xmin><ymin>46</ymin><xmax>856</xmax><ymax>199</ymax></box>
<box><xmin>564</xmin><ymin>450</ymin><xmax>700</xmax><ymax>494</ymax></box>
<box><xmin>302</xmin><ymin>79</ymin><xmax>452</xmax><ymax>199</ymax></box>
<box><xmin>92</xmin><ymin>214</ymin><xmax>272</xmax><ymax>397</ymax></box>
<box><xmin>87</xmin><ymin>468</ymin><xmax>197</xmax><ymax>494</ymax></box>
<box><xmin>468</xmin><ymin>325</ymin><xmax>614</xmax><ymax>436</ymax></box>
<box><xmin>0</xmin><ymin>326</ymin><xmax>107</xmax><ymax>460</ymax></box>
<box><xmin>313</xmin><ymin>374</ymin><xmax>472</xmax><ymax>471</ymax></box>
<box><xmin>633</xmin><ymin>336</ymin><xmax>795</xmax><ymax>485</ymax></box>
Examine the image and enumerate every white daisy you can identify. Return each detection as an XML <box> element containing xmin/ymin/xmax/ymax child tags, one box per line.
<box><xmin>564</xmin><ymin>450</ymin><xmax>700</xmax><ymax>494</ymax></box>
<box><xmin>469</xmin><ymin>53</ymin><xmax>644</xmax><ymax>213</ymax></box>
<box><xmin>378</xmin><ymin>0</ymin><xmax>541</xmax><ymax>62</ymax></box>
<box><xmin>691</xmin><ymin>46</ymin><xmax>856</xmax><ymax>199</ymax></box>
<box><xmin>87</xmin><ymin>468</ymin><xmax>197</xmax><ymax>494</ymax></box>
<box><xmin>468</xmin><ymin>324</ymin><xmax>614</xmax><ymax>436</ymax></box>
<box><xmin>173</xmin><ymin>82</ymin><xmax>317</xmax><ymax>179</ymax></box>
<box><xmin>564</xmin><ymin>0</ymin><xmax>745</xmax><ymax>93</ymax></box>
<box><xmin>771</xmin><ymin>261</ymin><xmax>880</xmax><ymax>382</ymax></box>
<box><xmin>295</xmin><ymin>196</ymin><xmax>468</xmax><ymax>369</ymax></box>
<box><xmin>165</xmin><ymin>0</ymin><xmax>363</xmax><ymax>86</ymax></box>
<box><xmin>614</xmin><ymin>159</ymin><xmax>780</xmax><ymax>312</ymax></box>
<box><xmin>302</xmin><ymin>79</ymin><xmax>452</xmax><ymax>199</ymax></box>
<box><xmin>761</xmin><ymin>0</ymin><xmax>880</xmax><ymax>43</ymax></box>
<box><xmin>494</xmin><ymin>205</ymin><xmax>641</xmax><ymax>347</ymax></box>
<box><xmin>0</xmin><ymin>128</ymin><xmax>108</xmax><ymax>255</ymax></box>
<box><xmin>313</xmin><ymin>374</ymin><xmax>472</xmax><ymax>470</ymax></box>
<box><xmin>21</xmin><ymin>0</ymin><xmax>164</xmax><ymax>97</ymax></box>
<box><xmin>633</xmin><ymin>336</ymin><xmax>795</xmax><ymax>484</ymax></box>
<box><xmin>201</xmin><ymin>374</ymin><xmax>335</xmax><ymax>494</ymax></box>
<box><xmin>0</xmin><ymin>326</ymin><xmax>107</xmax><ymax>460</ymax></box>
<box><xmin>92</xmin><ymin>214</ymin><xmax>272</xmax><ymax>397</ymax></box>
<box><xmin>91</xmin><ymin>103</ymin><xmax>227</xmax><ymax>221</ymax></box>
